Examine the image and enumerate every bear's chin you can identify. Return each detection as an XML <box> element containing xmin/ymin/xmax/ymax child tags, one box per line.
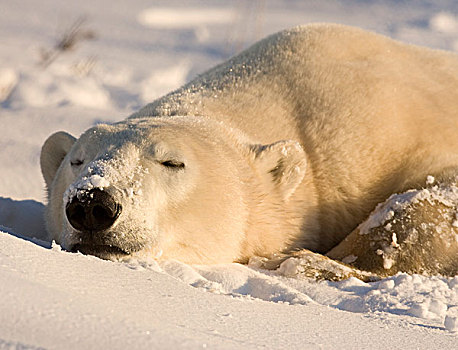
<box><xmin>71</xmin><ymin>243</ymin><xmax>130</xmax><ymax>261</ymax></box>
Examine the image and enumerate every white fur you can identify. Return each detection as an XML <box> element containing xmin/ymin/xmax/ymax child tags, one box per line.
<box><xmin>41</xmin><ymin>24</ymin><xmax>458</xmax><ymax>266</ymax></box>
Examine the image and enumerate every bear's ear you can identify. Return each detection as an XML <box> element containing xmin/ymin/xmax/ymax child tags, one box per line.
<box><xmin>40</xmin><ymin>131</ymin><xmax>76</xmax><ymax>188</ymax></box>
<box><xmin>251</xmin><ymin>140</ymin><xmax>307</xmax><ymax>200</ymax></box>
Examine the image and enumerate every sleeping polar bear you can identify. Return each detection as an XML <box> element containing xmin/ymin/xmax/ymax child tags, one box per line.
<box><xmin>40</xmin><ymin>23</ymin><xmax>458</xmax><ymax>279</ymax></box>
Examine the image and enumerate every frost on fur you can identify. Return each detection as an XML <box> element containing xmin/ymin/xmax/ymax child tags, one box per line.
<box><xmin>327</xmin><ymin>176</ymin><xmax>458</xmax><ymax>277</ymax></box>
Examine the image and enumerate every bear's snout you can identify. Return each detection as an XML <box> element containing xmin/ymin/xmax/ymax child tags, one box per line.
<box><xmin>65</xmin><ymin>188</ymin><xmax>122</xmax><ymax>233</ymax></box>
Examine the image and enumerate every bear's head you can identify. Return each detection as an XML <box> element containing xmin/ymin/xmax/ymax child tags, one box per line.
<box><xmin>40</xmin><ymin>116</ymin><xmax>309</xmax><ymax>263</ymax></box>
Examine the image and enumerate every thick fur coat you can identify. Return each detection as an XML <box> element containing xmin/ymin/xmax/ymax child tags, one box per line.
<box><xmin>41</xmin><ymin>24</ymin><xmax>458</xmax><ymax>276</ymax></box>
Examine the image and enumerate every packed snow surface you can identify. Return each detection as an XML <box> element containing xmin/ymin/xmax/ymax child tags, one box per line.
<box><xmin>1</xmin><ymin>0</ymin><xmax>458</xmax><ymax>348</ymax></box>
<box><xmin>1</xmin><ymin>232</ymin><xmax>457</xmax><ymax>350</ymax></box>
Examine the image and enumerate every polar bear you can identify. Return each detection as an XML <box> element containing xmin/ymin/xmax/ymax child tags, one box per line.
<box><xmin>40</xmin><ymin>23</ymin><xmax>458</xmax><ymax>278</ymax></box>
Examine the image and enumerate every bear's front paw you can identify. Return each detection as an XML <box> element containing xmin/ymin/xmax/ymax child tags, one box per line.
<box><xmin>249</xmin><ymin>250</ymin><xmax>377</xmax><ymax>281</ymax></box>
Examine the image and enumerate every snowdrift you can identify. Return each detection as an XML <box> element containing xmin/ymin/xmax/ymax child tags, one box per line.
<box><xmin>1</xmin><ymin>228</ymin><xmax>457</xmax><ymax>349</ymax></box>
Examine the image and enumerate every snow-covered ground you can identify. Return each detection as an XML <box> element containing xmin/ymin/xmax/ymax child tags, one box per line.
<box><xmin>1</xmin><ymin>0</ymin><xmax>457</xmax><ymax>348</ymax></box>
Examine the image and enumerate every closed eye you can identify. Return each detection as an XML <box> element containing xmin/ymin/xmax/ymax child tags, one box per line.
<box><xmin>160</xmin><ymin>160</ymin><xmax>185</xmax><ymax>170</ymax></box>
<box><xmin>71</xmin><ymin>159</ymin><xmax>84</xmax><ymax>167</ymax></box>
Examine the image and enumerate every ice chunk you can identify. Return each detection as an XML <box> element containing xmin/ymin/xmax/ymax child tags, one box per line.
<box><xmin>445</xmin><ymin>306</ymin><xmax>458</xmax><ymax>332</ymax></box>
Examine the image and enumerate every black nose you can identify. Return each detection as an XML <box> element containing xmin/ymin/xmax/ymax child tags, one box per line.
<box><xmin>65</xmin><ymin>188</ymin><xmax>121</xmax><ymax>232</ymax></box>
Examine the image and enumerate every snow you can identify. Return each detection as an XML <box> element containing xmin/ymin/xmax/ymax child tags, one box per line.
<box><xmin>1</xmin><ymin>0</ymin><xmax>457</xmax><ymax>348</ymax></box>
<box><xmin>0</xmin><ymin>68</ymin><xmax>18</xmax><ymax>103</ymax></box>
<box><xmin>1</xmin><ymin>232</ymin><xmax>457</xmax><ymax>349</ymax></box>
<box><xmin>138</xmin><ymin>7</ymin><xmax>235</xmax><ymax>29</ymax></box>
<box><xmin>359</xmin><ymin>180</ymin><xmax>458</xmax><ymax>236</ymax></box>
<box><xmin>430</xmin><ymin>12</ymin><xmax>458</xmax><ymax>33</ymax></box>
<box><xmin>445</xmin><ymin>306</ymin><xmax>458</xmax><ymax>332</ymax></box>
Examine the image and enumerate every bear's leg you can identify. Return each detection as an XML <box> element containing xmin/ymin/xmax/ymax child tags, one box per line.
<box><xmin>253</xmin><ymin>173</ymin><xmax>458</xmax><ymax>280</ymax></box>
<box><xmin>327</xmin><ymin>175</ymin><xmax>458</xmax><ymax>277</ymax></box>
<box><xmin>249</xmin><ymin>249</ymin><xmax>378</xmax><ymax>281</ymax></box>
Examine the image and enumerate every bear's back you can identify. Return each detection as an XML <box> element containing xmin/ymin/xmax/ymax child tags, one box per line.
<box><xmin>134</xmin><ymin>23</ymin><xmax>458</xmax><ymax>149</ymax></box>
